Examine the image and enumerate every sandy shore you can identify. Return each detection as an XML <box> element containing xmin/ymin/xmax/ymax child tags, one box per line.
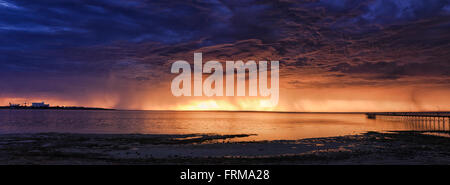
<box><xmin>0</xmin><ymin>131</ymin><xmax>449</xmax><ymax>164</ymax></box>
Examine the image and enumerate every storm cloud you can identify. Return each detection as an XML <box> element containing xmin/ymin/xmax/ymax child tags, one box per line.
<box><xmin>1</xmin><ymin>0</ymin><xmax>449</xmax><ymax>111</ymax></box>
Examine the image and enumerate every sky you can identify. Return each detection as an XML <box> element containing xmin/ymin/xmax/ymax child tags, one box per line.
<box><xmin>1</xmin><ymin>0</ymin><xmax>450</xmax><ymax>111</ymax></box>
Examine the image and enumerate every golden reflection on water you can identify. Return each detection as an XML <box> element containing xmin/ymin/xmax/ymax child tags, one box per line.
<box><xmin>143</xmin><ymin>112</ymin><xmax>412</xmax><ymax>141</ymax></box>
<box><xmin>0</xmin><ymin>110</ymin><xmax>449</xmax><ymax>141</ymax></box>
<box><xmin>0</xmin><ymin>110</ymin><xmax>448</xmax><ymax>141</ymax></box>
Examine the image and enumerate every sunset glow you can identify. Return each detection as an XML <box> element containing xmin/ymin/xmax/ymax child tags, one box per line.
<box><xmin>176</xmin><ymin>100</ymin><xmax>237</xmax><ymax>111</ymax></box>
<box><xmin>174</xmin><ymin>98</ymin><xmax>278</xmax><ymax>111</ymax></box>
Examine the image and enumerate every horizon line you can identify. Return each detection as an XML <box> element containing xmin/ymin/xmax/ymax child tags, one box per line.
<box><xmin>3</xmin><ymin>104</ymin><xmax>449</xmax><ymax>113</ymax></box>
<box><xmin>115</xmin><ymin>109</ymin><xmax>450</xmax><ymax>114</ymax></box>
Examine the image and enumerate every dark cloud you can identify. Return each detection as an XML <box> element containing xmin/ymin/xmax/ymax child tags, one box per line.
<box><xmin>329</xmin><ymin>61</ymin><xmax>450</xmax><ymax>80</ymax></box>
<box><xmin>0</xmin><ymin>0</ymin><xmax>449</xmax><ymax>108</ymax></box>
<box><xmin>0</xmin><ymin>0</ymin><xmax>286</xmax><ymax>50</ymax></box>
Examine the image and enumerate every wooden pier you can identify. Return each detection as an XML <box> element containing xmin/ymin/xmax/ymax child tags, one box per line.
<box><xmin>366</xmin><ymin>112</ymin><xmax>450</xmax><ymax>131</ymax></box>
<box><xmin>366</xmin><ymin>112</ymin><xmax>450</xmax><ymax>119</ymax></box>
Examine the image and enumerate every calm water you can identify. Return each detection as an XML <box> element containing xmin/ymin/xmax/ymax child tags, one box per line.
<box><xmin>0</xmin><ymin>110</ymin><xmax>445</xmax><ymax>141</ymax></box>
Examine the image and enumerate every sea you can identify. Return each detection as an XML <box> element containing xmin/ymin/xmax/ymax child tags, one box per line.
<box><xmin>0</xmin><ymin>110</ymin><xmax>447</xmax><ymax>141</ymax></box>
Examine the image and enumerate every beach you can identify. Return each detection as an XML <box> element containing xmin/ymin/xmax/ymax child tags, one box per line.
<box><xmin>1</xmin><ymin>131</ymin><xmax>449</xmax><ymax>165</ymax></box>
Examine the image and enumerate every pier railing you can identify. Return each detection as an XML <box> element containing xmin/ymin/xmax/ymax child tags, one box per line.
<box><xmin>366</xmin><ymin>112</ymin><xmax>450</xmax><ymax>131</ymax></box>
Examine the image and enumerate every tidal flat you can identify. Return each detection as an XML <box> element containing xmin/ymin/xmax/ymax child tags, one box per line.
<box><xmin>0</xmin><ymin>131</ymin><xmax>449</xmax><ymax>165</ymax></box>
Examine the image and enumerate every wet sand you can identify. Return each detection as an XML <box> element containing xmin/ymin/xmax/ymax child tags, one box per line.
<box><xmin>0</xmin><ymin>131</ymin><xmax>449</xmax><ymax>164</ymax></box>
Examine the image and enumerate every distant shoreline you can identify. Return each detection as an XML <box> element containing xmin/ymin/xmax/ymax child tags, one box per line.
<box><xmin>0</xmin><ymin>106</ymin><xmax>115</xmax><ymax>110</ymax></box>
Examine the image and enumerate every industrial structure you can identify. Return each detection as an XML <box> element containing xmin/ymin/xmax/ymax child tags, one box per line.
<box><xmin>31</xmin><ymin>102</ymin><xmax>50</xmax><ymax>108</ymax></box>
<box><xmin>8</xmin><ymin>101</ymin><xmax>50</xmax><ymax>108</ymax></box>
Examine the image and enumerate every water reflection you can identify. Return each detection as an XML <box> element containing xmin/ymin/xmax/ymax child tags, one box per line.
<box><xmin>0</xmin><ymin>110</ymin><xmax>448</xmax><ymax>141</ymax></box>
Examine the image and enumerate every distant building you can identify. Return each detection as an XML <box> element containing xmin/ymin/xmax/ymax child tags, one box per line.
<box><xmin>9</xmin><ymin>103</ymin><xmax>21</xmax><ymax>107</ymax></box>
<box><xmin>31</xmin><ymin>102</ymin><xmax>50</xmax><ymax>107</ymax></box>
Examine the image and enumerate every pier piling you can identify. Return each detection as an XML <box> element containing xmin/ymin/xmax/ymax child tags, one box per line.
<box><xmin>366</xmin><ymin>112</ymin><xmax>450</xmax><ymax>131</ymax></box>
